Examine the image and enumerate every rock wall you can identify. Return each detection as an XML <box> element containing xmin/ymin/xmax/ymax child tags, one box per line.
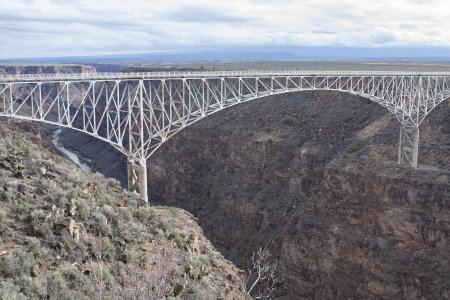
<box><xmin>147</xmin><ymin>91</ymin><xmax>450</xmax><ymax>299</ymax></box>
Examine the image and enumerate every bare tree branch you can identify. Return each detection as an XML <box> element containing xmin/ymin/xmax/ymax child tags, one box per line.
<box><xmin>245</xmin><ymin>247</ymin><xmax>283</xmax><ymax>299</ymax></box>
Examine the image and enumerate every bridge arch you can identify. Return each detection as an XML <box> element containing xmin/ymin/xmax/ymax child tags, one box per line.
<box><xmin>144</xmin><ymin>87</ymin><xmax>398</xmax><ymax>158</ymax></box>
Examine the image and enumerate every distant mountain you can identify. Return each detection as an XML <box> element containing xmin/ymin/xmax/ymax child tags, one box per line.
<box><xmin>1</xmin><ymin>47</ymin><xmax>450</xmax><ymax>64</ymax></box>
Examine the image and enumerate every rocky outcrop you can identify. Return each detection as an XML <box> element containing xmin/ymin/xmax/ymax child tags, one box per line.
<box><xmin>0</xmin><ymin>118</ymin><xmax>245</xmax><ymax>299</ymax></box>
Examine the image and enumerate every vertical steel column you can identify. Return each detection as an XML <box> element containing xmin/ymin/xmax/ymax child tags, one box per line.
<box><xmin>412</xmin><ymin>128</ymin><xmax>420</xmax><ymax>168</ymax></box>
<box><xmin>127</xmin><ymin>158</ymin><xmax>149</xmax><ymax>202</ymax></box>
<box><xmin>139</xmin><ymin>159</ymin><xmax>148</xmax><ymax>202</ymax></box>
<box><xmin>127</xmin><ymin>158</ymin><xmax>136</xmax><ymax>193</ymax></box>
<box><xmin>398</xmin><ymin>126</ymin><xmax>419</xmax><ymax>168</ymax></box>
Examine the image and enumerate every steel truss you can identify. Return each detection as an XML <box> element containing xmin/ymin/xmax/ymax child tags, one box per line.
<box><xmin>1</xmin><ymin>71</ymin><xmax>449</xmax><ymax>201</ymax></box>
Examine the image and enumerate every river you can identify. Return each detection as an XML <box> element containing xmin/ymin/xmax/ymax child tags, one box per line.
<box><xmin>51</xmin><ymin>129</ymin><xmax>92</xmax><ymax>172</ymax></box>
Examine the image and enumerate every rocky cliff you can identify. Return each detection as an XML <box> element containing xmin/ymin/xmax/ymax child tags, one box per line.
<box><xmin>0</xmin><ymin>119</ymin><xmax>245</xmax><ymax>299</ymax></box>
<box><xmin>57</xmin><ymin>90</ymin><xmax>450</xmax><ymax>299</ymax></box>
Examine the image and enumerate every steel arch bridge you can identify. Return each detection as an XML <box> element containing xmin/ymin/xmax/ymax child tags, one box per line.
<box><xmin>1</xmin><ymin>71</ymin><xmax>450</xmax><ymax>201</ymax></box>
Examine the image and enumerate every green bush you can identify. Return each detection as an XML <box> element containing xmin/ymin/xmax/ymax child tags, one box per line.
<box><xmin>135</xmin><ymin>206</ymin><xmax>155</xmax><ymax>222</ymax></box>
<box><xmin>24</xmin><ymin>237</ymin><xmax>40</xmax><ymax>253</ymax></box>
<box><xmin>234</xmin><ymin>124</ymin><xmax>254</xmax><ymax>138</ymax></box>
<box><xmin>48</xmin><ymin>186</ymin><xmax>68</xmax><ymax>208</ymax></box>
<box><xmin>294</xmin><ymin>138</ymin><xmax>303</xmax><ymax>147</ymax></box>
<box><xmin>47</xmin><ymin>271</ymin><xmax>67</xmax><ymax>298</ymax></box>
<box><xmin>101</xmin><ymin>194</ymin><xmax>117</xmax><ymax>206</ymax></box>
<box><xmin>189</xmin><ymin>254</ymin><xmax>211</xmax><ymax>280</ymax></box>
<box><xmin>281</xmin><ymin>116</ymin><xmax>296</xmax><ymax>126</ymax></box>
<box><xmin>165</xmin><ymin>230</ymin><xmax>184</xmax><ymax>249</ymax></box>
<box><xmin>101</xmin><ymin>205</ymin><xmax>117</xmax><ymax>223</ymax></box>
<box><xmin>89</xmin><ymin>212</ymin><xmax>112</xmax><ymax>236</ymax></box>
<box><xmin>0</xmin><ymin>280</ymin><xmax>28</xmax><ymax>300</ymax></box>
<box><xmin>0</xmin><ymin>213</ymin><xmax>7</xmax><ymax>233</ymax></box>
<box><xmin>63</xmin><ymin>266</ymin><xmax>84</xmax><ymax>286</ymax></box>
<box><xmin>75</xmin><ymin>198</ymin><xmax>90</xmax><ymax>221</ymax></box>
<box><xmin>309</xmin><ymin>111</ymin><xmax>318</xmax><ymax>118</ymax></box>
<box><xmin>101</xmin><ymin>237</ymin><xmax>117</xmax><ymax>262</ymax></box>
<box><xmin>0</xmin><ymin>249</ymin><xmax>35</xmax><ymax>278</ymax></box>
<box><xmin>10</xmin><ymin>201</ymin><xmax>31</xmax><ymax>215</ymax></box>
<box><xmin>107</xmin><ymin>178</ymin><xmax>121</xmax><ymax>189</ymax></box>
<box><xmin>13</xmin><ymin>276</ymin><xmax>37</xmax><ymax>298</ymax></box>
<box><xmin>346</xmin><ymin>142</ymin><xmax>362</xmax><ymax>153</ymax></box>
<box><xmin>30</xmin><ymin>210</ymin><xmax>46</xmax><ymax>229</ymax></box>
<box><xmin>0</xmin><ymin>190</ymin><xmax>14</xmax><ymax>202</ymax></box>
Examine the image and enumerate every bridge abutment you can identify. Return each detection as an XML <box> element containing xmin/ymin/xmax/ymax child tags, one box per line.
<box><xmin>127</xmin><ymin>158</ymin><xmax>148</xmax><ymax>202</ymax></box>
<box><xmin>398</xmin><ymin>127</ymin><xmax>419</xmax><ymax>168</ymax></box>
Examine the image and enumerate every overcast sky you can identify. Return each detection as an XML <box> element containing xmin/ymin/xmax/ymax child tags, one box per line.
<box><xmin>1</xmin><ymin>0</ymin><xmax>449</xmax><ymax>59</ymax></box>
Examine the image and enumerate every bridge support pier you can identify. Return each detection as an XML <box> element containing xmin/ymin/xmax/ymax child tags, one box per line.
<box><xmin>127</xmin><ymin>158</ymin><xmax>148</xmax><ymax>202</ymax></box>
<box><xmin>398</xmin><ymin>127</ymin><xmax>419</xmax><ymax>168</ymax></box>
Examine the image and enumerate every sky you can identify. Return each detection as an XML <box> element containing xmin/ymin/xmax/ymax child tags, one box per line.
<box><xmin>1</xmin><ymin>0</ymin><xmax>450</xmax><ymax>59</ymax></box>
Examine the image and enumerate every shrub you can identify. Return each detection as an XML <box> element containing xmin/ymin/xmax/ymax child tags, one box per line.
<box><xmin>165</xmin><ymin>230</ymin><xmax>184</xmax><ymax>249</ymax></box>
<box><xmin>0</xmin><ymin>280</ymin><xmax>28</xmax><ymax>300</ymax></box>
<box><xmin>121</xmin><ymin>208</ymin><xmax>133</xmax><ymax>222</ymax></box>
<box><xmin>309</xmin><ymin>111</ymin><xmax>318</xmax><ymax>118</ymax></box>
<box><xmin>101</xmin><ymin>205</ymin><xmax>117</xmax><ymax>223</ymax></box>
<box><xmin>30</xmin><ymin>210</ymin><xmax>46</xmax><ymax>229</ymax></box>
<box><xmin>63</xmin><ymin>266</ymin><xmax>84</xmax><ymax>286</ymax></box>
<box><xmin>0</xmin><ymin>249</ymin><xmax>35</xmax><ymax>278</ymax></box>
<box><xmin>100</xmin><ymin>237</ymin><xmax>117</xmax><ymax>262</ymax></box>
<box><xmin>0</xmin><ymin>213</ymin><xmax>7</xmax><ymax>233</ymax></box>
<box><xmin>47</xmin><ymin>271</ymin><xmax>67</xmax><ymax>298</ymax></box>
<box><xmin>48</xmin><ymin>186</ymin><xmax>69</xmax><ymax>208</ymax></box>
<box><xmin>294</xmin><ymin>138</ymin><xmax>303</xmax><ymax>147</ymax></box>
<box><xmin>13</xmin><ymin>275</ymin><xmax>36</xmax><ymax>298</ymax></box>
<box><xmin>106</xmin><ymin>178</ymin><xmax>121</xmax><ymax>189</ymax></box>
<box><xmin>234</xmin><ymin>124</ymin><xmax>254</xmax><ymax>138</ymax></box>
<box><xmin>189</xmin><ymin>284</ymin><xmax>208</xmax><ymax>300</ymax></box>
<box><xmin>101</xmin><ymin>194</ymin><xmax>117</xmax><ymax>206</ymax></box>
<box><xmin>75</xmin><ymin>198</ymin><xmax>90</xmax><ymax>221</ymax></box>
<box><xmin>10</xmin><ymin>201</ymin><xmax>31</xmax><ymax>215</ymax></box>
<box><xmin>24</xmin><ymin>237</ymin><xmax>40</xmax><ymax>253</ymax></box>
<box><xmin>135</xmin><ymin>206</ymin><xmax>155</xmax><ymax>222</ymax></box>
<box><xmin>346</xmin><ymin>142</ymin><xmax>362</xmax><ymax>153</ymax></box>
<box><xmin>281</xmin><ymin>116</ymin><xmax>296</xmax><ymax>126</ymax></box>
<box><xmin>189</xmin><ymin>254</ymin><xmax>211</xmax><ymax>280</ymax></box>
<box><xmin>89</xmin><ymin>212</ymin><xmax>112</xmax><ymax>236</ymax></box>
<box><xmin>0</xmin><ymin>190</ymin><xmax>14</xmax><ymax>202</ymax></box>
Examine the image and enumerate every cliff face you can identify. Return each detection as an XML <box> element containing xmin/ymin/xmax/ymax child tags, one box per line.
<box><xmin>56</xmin><ymin>90</ymin><xmax>450</xmax><ymax>298</ymax></box>
<box><xmin>0</xmin><ymin>65</ymin><xmax>96</xmax><ymax>75</ymax></box>
<box><xmin>146</xmin><ymin>91</ymin><xmax>450</xmax><ymax>299</ymax></box>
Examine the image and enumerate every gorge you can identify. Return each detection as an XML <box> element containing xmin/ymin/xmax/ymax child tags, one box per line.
<box><xmin>57</xmin><ymin>89</ymin><xmax>450</xmax><ymax>299</ymax></box>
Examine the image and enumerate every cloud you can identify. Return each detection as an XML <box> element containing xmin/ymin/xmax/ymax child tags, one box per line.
<box><xmin>0</xmin><ymin>0</ymin><xmax>450</xmax><ymax>58</ymax></box>
<box><xmin>163</xmin><ymin>5</ymin><xmax>254</xmax><ymax>23</ymax></box>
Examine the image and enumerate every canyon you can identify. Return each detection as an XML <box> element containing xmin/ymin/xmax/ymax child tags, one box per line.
<box><xmin>58</xmin><ymin>90</ymin><xmax>450</xmax><ymax>298</ymax></box>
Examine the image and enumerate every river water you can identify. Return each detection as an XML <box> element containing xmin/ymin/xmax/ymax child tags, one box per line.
<box><xmin>51</xmin><ymin>129</ymin><xmax>92</xmax><ymax>172</ymax></box>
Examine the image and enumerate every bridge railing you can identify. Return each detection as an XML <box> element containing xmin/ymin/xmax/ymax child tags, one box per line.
<box><xmin>1</xmin><ymin>70</ymin><xmax>450</xmax><ymax>82</ymax></box>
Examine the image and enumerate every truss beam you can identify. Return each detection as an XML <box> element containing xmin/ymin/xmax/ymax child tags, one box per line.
<box><xmin>1</xmin><ymin>71</ymin><xmax>450</xmax><ymax>201</ymax></box>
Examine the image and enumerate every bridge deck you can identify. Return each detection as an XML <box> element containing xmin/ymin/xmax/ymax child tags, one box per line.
<box><xmin>1</xmin><ymin>70</ymin><xmax>450</xmax><ymax>82</ymax></box>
